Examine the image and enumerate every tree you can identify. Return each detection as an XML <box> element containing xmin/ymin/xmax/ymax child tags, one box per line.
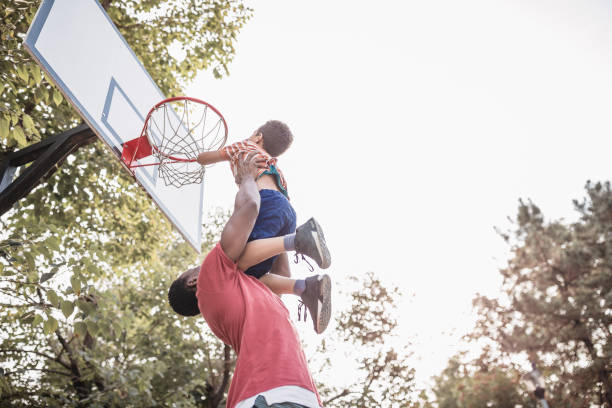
<box><xmin>0</xmin><ymin>210</ymin><xmax>238</xmax><ymax>407</ymax></box>
<box><xmin>1</xmin><ymin>0</ymin><xmax>251</xmax><ymax>405</ymax></box>
<box><xmin>312</xmin><ymin>272</ymin><xmax>425</xmax><ymax>407</ymax></box>
<box><xmin>432</xmin><ymin>353</ymin><xmax>536</xmax><ymax>408</ymax></box>
<box><xmin>470</xmin><ymin>181</ymin><xmax>612</xmax><ymax>407</ymax></box>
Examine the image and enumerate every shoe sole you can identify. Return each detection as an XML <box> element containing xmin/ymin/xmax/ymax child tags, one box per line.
<box><xmin>310</xmin><ymin>218</ymin><xmax>331</xmax><ymax>269</ymax></box>
<box><xmin>315</xmin><ymin>274</ymin><xmax>332</xmax><ymax>334</ymax></box>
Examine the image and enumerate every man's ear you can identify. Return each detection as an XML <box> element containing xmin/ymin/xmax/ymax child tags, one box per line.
<box><xmin>186</xmin><ymin>267</ymin><xmax>198</xmax><ymax>287</ymax></box>
<box><xmin>254</xmin><ymin>132</ymin><xmax>263</xmax><ymax>144</ymax></box>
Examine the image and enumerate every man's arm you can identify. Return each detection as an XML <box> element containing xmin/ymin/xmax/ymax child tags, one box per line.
<box><xmin>197</xmin><ymin>150</ymin><xmax>227</xmax><ymax>166</ymax></box>
<box><xmin>219</xmin><ymin>152</ymin><xmax>266</xmax><ymax>261</ymax></box>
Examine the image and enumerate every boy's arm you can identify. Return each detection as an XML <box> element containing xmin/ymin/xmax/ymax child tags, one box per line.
<box><xmin>197</xmin><ymin>150</ymin><xmax>227</xmax><ymax>165</ymax></box>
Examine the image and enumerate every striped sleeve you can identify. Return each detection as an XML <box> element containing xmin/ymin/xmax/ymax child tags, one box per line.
<box><xmin>222</xmin><ymin>140</ymin><xmax>260</xmax><ymax>161</ymax></box>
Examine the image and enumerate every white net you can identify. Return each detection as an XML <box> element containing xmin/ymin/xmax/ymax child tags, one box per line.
<box><xmin>145</xmin><ymin>97</ymin><xmax>227</xmax><ymax>187</ymax></box>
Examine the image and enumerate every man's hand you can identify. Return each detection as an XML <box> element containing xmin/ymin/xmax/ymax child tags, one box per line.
<box><xmin>234</xmin><ymin>152</ymin><xmax>266</xmax><ymax>185</ymax></box>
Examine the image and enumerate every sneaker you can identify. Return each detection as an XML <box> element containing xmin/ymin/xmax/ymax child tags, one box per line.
<box><xmin>298</xmin><ymin>274</ymin><xmax>332</xmax><ymax>334</ymax></box>
<box><xmin>295</xmin><ymin>217</ymin><xmax>331</xmax><ymax>269</ymax></box>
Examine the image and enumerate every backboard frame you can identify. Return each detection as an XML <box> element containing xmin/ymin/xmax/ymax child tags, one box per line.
<box><xmin>24</xmin><ymin>0</ymin><xmax>205</xmax><ymax>252</ymax></box>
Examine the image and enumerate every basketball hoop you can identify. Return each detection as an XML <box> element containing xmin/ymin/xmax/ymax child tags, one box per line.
<box><xmin>121</xmin><ymin>96</ymin><xmax>228</xmax><ymax>187</ymax></box>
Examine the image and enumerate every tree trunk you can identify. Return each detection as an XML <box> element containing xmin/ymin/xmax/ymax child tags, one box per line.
<box><xmin>581</xmin><ymin>334</ymin><xmax>612</xmax><ymax>407</ymax></box>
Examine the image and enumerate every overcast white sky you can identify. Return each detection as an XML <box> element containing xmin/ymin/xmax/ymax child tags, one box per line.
<box><xmin>188</xmin><ymin>0</ymin><xmax>612</xmax><ymax>387</ymax></box>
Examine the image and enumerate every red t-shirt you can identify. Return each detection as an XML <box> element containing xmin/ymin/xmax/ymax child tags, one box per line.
<box><xmin>196</xmin><ymin>243</ymin><xmax>322</xmax><ymax>408</ymax></box>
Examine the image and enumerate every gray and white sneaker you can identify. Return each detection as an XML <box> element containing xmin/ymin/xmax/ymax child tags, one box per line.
<box><xmin>295</xmin><ymin>217</ymin><xmax>331</xmax><ymax>269</ymax></box>
<box><xmin>298</xmin><ymin>274</ymin><xmax>332</xmax><ymax>334</ymax></box>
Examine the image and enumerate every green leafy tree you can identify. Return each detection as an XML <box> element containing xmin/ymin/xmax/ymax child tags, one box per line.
<box><xmin>470</xmin><ymin>181</ymin><xmax>612</xmax><ymax>407</ymax></box>
<box><xmin>0</xmin><ymin>0</ymin><xmax>251</xmax><ymax>406</ymax></box>
<box><xmin>313</xmin><ymin>272</ymin><xmax>425</xmax><ymax>407</ymax></box>
<box><xmin>432</xmin><ymin>353</ymin><xmax>535</xmax><ymax>408</ymax></box>
<box><xmin>0</xmin><ymin>210</ymin><xmax>239</xmax><ymax>407</ymax></box>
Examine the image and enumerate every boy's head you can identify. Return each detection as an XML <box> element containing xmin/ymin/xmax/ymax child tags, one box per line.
<box><xmin>168</xmin><ymin>267</ymin><xmax>200</xmax><ymax>316</ymax></box>
<box><xmin>250</xmin><ymin>120</ymin><xmax>293</xmax><ymax>157</ymax></box>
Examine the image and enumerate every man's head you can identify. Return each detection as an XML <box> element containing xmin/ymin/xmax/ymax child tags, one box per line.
<box><xmin>249</xmin><ymin>120</ymin><xmax>293</xmax><ymax>157</ymax></box>
<box><xmin>168</xmin><ymin>267</ymin><xmax>200</xmax><ymax>316</ymax></box>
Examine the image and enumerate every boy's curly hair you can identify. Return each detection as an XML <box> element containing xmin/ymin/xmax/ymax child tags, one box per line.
<box><xmin>257</xmin><ymin>120</ymin><xmax>294</xmax><ymax>157</ymax></box>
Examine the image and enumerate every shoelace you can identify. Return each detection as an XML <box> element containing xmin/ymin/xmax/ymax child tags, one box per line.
<box><xmin>294</xmin><ymin>253</ymin><xmax>314</xmax><ymax>272</ymax></box>
<box><xmin>297</xmin><ymin>300</ymin><xmax>308</xmax><ymax>322</ymax></box>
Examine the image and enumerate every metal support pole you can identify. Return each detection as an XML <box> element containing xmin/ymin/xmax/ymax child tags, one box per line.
<box><xmin>0</xmin><ymin>123</ymin><xmax>96</xmax><ymax>216</ymax></box>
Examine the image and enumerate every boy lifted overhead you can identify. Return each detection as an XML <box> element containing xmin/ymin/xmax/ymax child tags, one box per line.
<box><xmin>197</xmin><ymin>121</ymin><xmax>331</xmax><ymax>331</ymax></box>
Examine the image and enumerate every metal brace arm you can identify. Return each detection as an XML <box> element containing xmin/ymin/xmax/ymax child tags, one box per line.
<box><xmin>0</xmin><ymin>124</ymin><xmax>97</xmax><ymax>216</ymax></box>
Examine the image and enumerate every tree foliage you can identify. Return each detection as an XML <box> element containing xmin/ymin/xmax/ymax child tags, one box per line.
<box><xmin>314</xmin><ymin>272</ymin><xmax>424</xmax><ymax>408</ymax></box>
<box><xmin>469</xmin><ymin>181</ymin><xmax>612</xmax><ymax>407</ymax></box>
<box><xmin>0</xmin><ymin>213</ymin><xmax>233</xmax><ymax>407</ymax></box>
<box><xmin>432</xmin><ymin>353</ymin><xmax>536</xmax><ymax>408</ymax></box>
<box><xmin>0</xmin><ymin>0</ymin><xmax>251</xmax><ymax>406</ymax></box>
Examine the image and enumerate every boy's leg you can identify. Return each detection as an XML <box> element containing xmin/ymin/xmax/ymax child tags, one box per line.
<box><xmin>298</xmin><ymin>274</ymin><xmax>332</xmax><ymax>335</ymax></box>
<box><xmin>237</xmin><ymin>218</ymin><xmax>331</xmax><ymax>271</ymax></box>
<box><xmin>294</xmin><ymin>218</ymin><xmax>331</xmax><ymax>269</ymax></box>
<box><xmin>236</xmin><ymin>220</ymin><xmax>333</xmax><ymax>334</ymax></box>
<box><xmin>258</xmin><ymin>271</ymin><xmax>332</xmax><ymax>334</ymax></box>
<box><xmin>269</xmin><ymin>253</ymin><xmax>291</xmax><ymax>278</ymax></box>
<box><xmin>237</xmin><ymin>236</ymin><xmax>285</xmax><ymax>272</ymax></box>
<box><xmin>259</xmin><ymin>272</ymin><xmax>297</xmax><ymax>295</ymax></box>
<box><xmin>266</xmin><ymin>203</ymin><xmax>297</xmax><ymax>278</ymax></box>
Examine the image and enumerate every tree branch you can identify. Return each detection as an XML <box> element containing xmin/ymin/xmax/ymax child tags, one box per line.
<box><xmin>0</xmin><ymin>390</ymin><xmax>63</xmax><ymax>402</ymax></box>
<box><xmin>0</xmin><ymin>301</ymin><xmax>51</xmax><ymax>308</ymax></box>
<box><xmin>100</xmin><ymin>0</ymin><xmax>112</xmax><ymax>11</ymax></box>
<box><xmin>324</xmin><ymin>389</ymin><xmax>351</xmax><ymax>405</ymax></box>
<box><xmin>212</xmin><ymin>344</ymin><xmax>232</xmax><ymax>405</ymax></box>
<box><xmin>56</xmin><ymin>329</ymin><xmax>94</xmax><ymax>401</ymax></box>
<box><xmin>0</xmin><ymin>348</ymin><xmax>71</xmax><ymax>370</ymax></box>
<box><xmin>580</xmin><ymin>330</ymin><xmax>612</xmax><ymax>406</ymax></box>
<box><xmin>55</xmin><ymin>329</ymin><xmax>81</xmax><ymax>378</ymax></box>
<box><xmin>0</xmin><ymin>278</ymin><xmax>42</xmax><ymax>286</ymax></box>
<box><xmin>5</xmin><ymin>367</ymin><xmax>72</xmax><ymax>377</ymax></box>
<box><xmin>115</xmin><ymin>22</ymin><xmax>143</xmax><ymax>30</ymax></box>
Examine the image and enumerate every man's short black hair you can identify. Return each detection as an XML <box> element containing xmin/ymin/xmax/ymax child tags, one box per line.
<box><xmin>168</xmin><ymin>276</ymin><xmax>200</xmax><ymax>316</ymax></box>
<box><xmin>258</xmin><ymin>120</ymin><xmax>294</xmax><ymax>157</ymax></box>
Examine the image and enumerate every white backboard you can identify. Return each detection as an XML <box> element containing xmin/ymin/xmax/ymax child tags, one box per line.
<box><xmin>24</xmin><ymin>0</ymin><xmax>204</xmax><ymax>252</ymax></box>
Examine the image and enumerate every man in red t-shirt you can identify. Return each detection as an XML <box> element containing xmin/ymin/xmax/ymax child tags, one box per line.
<box><xmin>168</xmin><ymin>153</ymin><xmax>331</xmax><ymax>408</ymax></box>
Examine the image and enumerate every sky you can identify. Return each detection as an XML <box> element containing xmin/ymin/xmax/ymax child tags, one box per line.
<box><xmin>187</xmin><ymin>0</ymin><xmax>612</xmax><ymax>387</ymax></box>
